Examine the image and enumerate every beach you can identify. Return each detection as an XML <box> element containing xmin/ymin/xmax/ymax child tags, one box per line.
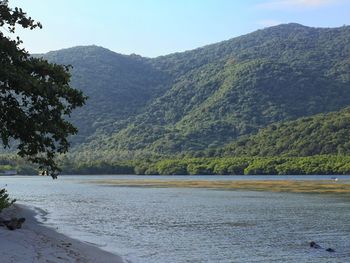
<box><xmin>0</xmin><ymin>204</ymin><xmax>124</xmax><ymax>263</ymax></box>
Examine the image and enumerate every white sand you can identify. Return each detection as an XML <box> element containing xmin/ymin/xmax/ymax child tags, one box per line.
<box><xmin>0</xmin><ymin>204</ymin><xmax>125</xmax><ymax>263</ymax></box>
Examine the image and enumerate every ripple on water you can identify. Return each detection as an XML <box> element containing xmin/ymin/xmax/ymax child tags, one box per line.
<box><xmin>1</xmin><ymin>175</ymin><xmax>350</xmax><ymax>263</ymax></box>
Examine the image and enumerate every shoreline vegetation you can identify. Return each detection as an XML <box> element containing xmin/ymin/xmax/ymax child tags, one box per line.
<box><xmin>0</xmin><ymin>205</ymin><xmax>124</xmax><ymax>263</ymax></box>
<box><xmin>2</xmin><ymin>154</ymin><xmax>350</xmax><ymax>176</ymax></box>
<box><xmin>87</xmin><ymin>179</ymin><xmax>350</xmax><ymax>195</ymax></box>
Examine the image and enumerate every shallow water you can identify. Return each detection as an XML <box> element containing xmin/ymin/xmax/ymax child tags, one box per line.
<box><xmin>1</xmin><ymin>175</ymin><xmax>350</xmax><ymax>263</ymax></box>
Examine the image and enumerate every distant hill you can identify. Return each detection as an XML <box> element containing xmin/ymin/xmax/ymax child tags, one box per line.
<box><xmin>31</xmin><ymin>23</ymin><xmax>350</xmax><ymax>162</ymax></box>
<box><xmin>40</xmin><ymin>45</ymin><xmax>171</xmax><ymax>143</ymax></box>
<box><xmin>221</xmin><ymin>107</ymin><xmax>350</xmax><ymax>157</ymax></box>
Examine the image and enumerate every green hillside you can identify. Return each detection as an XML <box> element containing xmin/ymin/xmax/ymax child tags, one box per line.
<box><xmin>40</xmin><ymin>45</ymin><xmax>171</xmax><ymax>143</ymax></box>
<box><xmin>221</xmin><ymin>107</ymin><xmax>350</xmax><ymax>157</ymax></box>
<box><xmin>71</xmin><ymin>23</ymin><xmax>350</xmax><ymax>159</ymax></box>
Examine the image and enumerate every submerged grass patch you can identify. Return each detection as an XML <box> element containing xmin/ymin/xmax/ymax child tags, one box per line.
<box><xmin>86</xmin><ymin>179</ymin><xmax>350</xmax><ymax>194</ymax></box>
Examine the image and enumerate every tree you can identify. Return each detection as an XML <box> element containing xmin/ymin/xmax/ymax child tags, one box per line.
<box><xmin>0</xmin><ymin>1</ymin><xmax>86</xmax><ymax>174</ymax></box>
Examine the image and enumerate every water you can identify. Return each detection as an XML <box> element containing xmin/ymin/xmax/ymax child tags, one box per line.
<box><xmin>1</xmin><ymin>175</ymin><xmax>350</xmax><ymax>262</ymax></box>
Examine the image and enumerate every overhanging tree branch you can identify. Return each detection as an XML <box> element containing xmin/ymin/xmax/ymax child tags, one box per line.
<box><xmin>0</xmin><ymin>1</ymin><xmax>86</xmax><ymax>174</ymax></box>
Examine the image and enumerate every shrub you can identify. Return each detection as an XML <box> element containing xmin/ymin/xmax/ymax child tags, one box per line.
<box><xmin>0</xmin><ymin>188</ymin><xmax>16</xmax><ymax>213</ymax></box>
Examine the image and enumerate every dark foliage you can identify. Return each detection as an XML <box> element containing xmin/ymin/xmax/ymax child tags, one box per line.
<box><xmin>0</xmin><ymin>1</ymin><xmax>86</xmax><ymax>172</ymax></box>
<box><xmin>0</xmin><ymin>188</ymin><xmax>15</xmax><ymax>212</ymax></box>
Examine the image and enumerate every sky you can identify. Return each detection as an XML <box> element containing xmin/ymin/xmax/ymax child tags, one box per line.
<box><xmin>8</xmin><ymin>0</ymin><xmax>350</xmax><ymax>57</ymax></box>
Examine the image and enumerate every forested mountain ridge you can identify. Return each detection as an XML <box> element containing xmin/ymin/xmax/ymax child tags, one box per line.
<box><xmin>221</xmin><ymin>107</ymin><xmax>350</xmax><ymax>157</ymax></box>
<box><xmin>35</xmin><ymin>23</ymin><xmax>350</xmax><ymax>161</ymax></box>
<box><xmin>39</xmin><ymin>45</ymin><xmax>172</xmax><ymax>143</ymax></box>
<box><xmin>151</xmin><ymin>23</ymin><xmax>350</xmax><ymax>78</ymax></box>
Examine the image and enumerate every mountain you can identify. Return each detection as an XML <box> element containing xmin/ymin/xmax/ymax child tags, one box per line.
<box><xmin>40</xmin><ymin>45</ymin><xmax>171</xmax><ymax>143</ymax></box>
<box><xmin>35</xmin><ymin>23</ymin><xmax>350</xmax><ymax>161</ymax></box>
<box><xmin>221</xmin><ymin>107</ymin><xmax>350</xmax><ymax>157</ymax></box>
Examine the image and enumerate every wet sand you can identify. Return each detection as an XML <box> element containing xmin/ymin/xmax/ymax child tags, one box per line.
<box><xmin>0</xmin><ymin>204</ymin><xmax>125</xmax><ymax>263</ymax></box>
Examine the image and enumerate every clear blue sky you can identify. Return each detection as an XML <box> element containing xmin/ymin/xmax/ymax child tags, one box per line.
<box><xmin>10</xmin><ymin>0</ymin><xmax>350</xmax><ymax>57</ymax></box>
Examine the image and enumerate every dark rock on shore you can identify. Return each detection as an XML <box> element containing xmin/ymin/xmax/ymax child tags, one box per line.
<box><xmin>0</xmin><ymin>217</ymin><xmax>25</xmax><ymax>230</ymax></box>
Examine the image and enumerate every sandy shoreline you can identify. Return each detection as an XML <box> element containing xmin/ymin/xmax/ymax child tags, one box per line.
<box><xmin>0</xmin><ymin>204</ymin><xmax>125</xmax><ymax>263</ymax></box>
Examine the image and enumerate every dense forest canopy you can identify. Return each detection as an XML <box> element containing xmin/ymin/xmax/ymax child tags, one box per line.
<box><xmin>39</xmin><ymin>46</ymin><xmax>171</xmax><ymax>143</ymax></box>
<box><xmin>221</xmin><ymin>107</ymin><xmax>350</xmax><ymax>157</ymax></box>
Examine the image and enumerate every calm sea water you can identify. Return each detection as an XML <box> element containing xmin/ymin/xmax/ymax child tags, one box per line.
<box><xmin>1</xmin><ymin>175</ymin><xmax>350</xmax><ymax>263</ymax></box>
